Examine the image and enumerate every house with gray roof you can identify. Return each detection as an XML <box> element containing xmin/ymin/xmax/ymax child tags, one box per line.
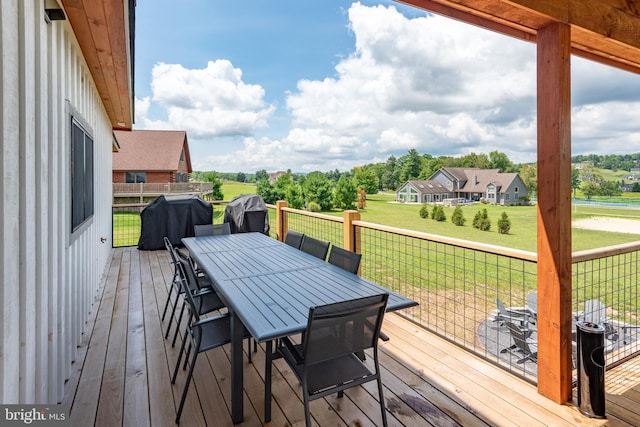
<box><xmin>397</xmin><ymin>167</ymin><xmax>528</xmax><ymax>206</ymax></box>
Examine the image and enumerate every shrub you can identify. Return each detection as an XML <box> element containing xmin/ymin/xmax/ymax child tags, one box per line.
<box><xmin>419</xmin><ymin>203</ymin><xmax>430</xmax><ymax>218</ymax></box>
<box><xmin>432</xmin><ymin>205</ymin><xmax>446</xmax><ymax>222</ymax></box>
<box><xmin>498</xmin><ymin>211</ymin><xmax>511</xmax><ymax>234</ymax></box>
<box><xmin>451</xmin><ymin>206</ymin><xmax>466</xmax><ymax>226</ymax></box>
<box><xmin>473</xmin><ymin>208</ymin><xmax>491</xmax><ymax>231</ymax></box>
<box><xmin>307</xmin><ymin>201</ymin><xmax>321</xmax><ymax>212</ymax></box>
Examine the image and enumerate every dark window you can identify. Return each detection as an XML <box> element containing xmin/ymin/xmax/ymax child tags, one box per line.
<box><xmin>180</xmin><ymin>149</ymin><xmax>185</xmax><ymax>161</ymax></box>
<box><xmin>125</xmin><ymin>171</ymin><xmax>146</xmax><ymax>183</ymax></box>
<box><xmin>71</xmin><ymin>118</ymin><xmax>94</xmax><ymax>232</ymax></box>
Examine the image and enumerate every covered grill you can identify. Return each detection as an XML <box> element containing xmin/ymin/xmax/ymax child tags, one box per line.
<box><xmin>223</xmin><ymin>194</ymin><xmax>270</xmax><ymax>235</ymax></box>
<box><xmin>138</xmin><ymin>194</ymin><xmax>212</xmax><ymax>250</ymax></box>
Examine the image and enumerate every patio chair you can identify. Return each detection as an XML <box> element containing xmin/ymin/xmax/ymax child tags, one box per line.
<box><xmin>526</xmin><ymin>291</ymin><xmax>538</xmax><ymax>322</ymax></box>
<box><xmin>270</xmin><ymin>294</ymin><xmax>390</xmax><ymax>427</ymax></box>
<box><xmin>193</xmin><ymin>222</ymin><xmax>231</xmax><ymax>237</ymax></box>
<box><xmin>327</xmin><ymin>246</ymin><xmax>362</xmax><ymax>275</ymax></box>
<box><xmin>504</xmin><ymin>321</ymin><xmax>538</xmax><ymax>364</ymax></box>
<box><xmin>171</xmin><ymin>259</ymin><xmax>250</xmax><ymax>423</ymax></box>
<box><xmin>495</xmin><ymin>297</ymin><xmax>531</xmax><ymax>327</ymax></box>
<box><xmin>161</xmin><ymin>237</ymin><xmax>214</xmax><ymax>342</ymax></box>
<box><xmin>284</xmin><ymin>229</ymin><xmax>305</xmax><ymax>249</ymax></box>
<box><xmin>300</xmin><ymin>236</ymin><xmax>330</xmax><ymax>260</ymax></box>
<box><xmin>584</xmin><ymin>299</ymin><xmax>618</xmax><ymax>341</ymax></box>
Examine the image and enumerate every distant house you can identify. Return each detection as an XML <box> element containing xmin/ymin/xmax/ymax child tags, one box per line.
<box><xmin>113</xmin><ymin>130</ymin><xmax>193</xmax><ymax>183</ymax></box>
<box><xmin>269</xmin><ymin>171</ymin><xmax>287</xmax><ymax>184</ymax></box>
<box><xmin>397</xmin><ymin>167</ymin><xmax>529</xmax><ymax>206</ymax></box>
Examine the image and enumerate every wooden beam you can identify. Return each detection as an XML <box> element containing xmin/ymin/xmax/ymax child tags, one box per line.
<box><xmin>536</xmin><ymin>22</ymin><xmax>573</xmax><ymax>404</ymax></box>
<box><xmin>398</xmin><ymin>0</ymin><xmax>640</xmax><ymax>73</ymax></box>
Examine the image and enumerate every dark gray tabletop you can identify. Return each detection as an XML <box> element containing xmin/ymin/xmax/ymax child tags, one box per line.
<box><xmin>182</xmin><ymin>233</ymin><xmax>418</xmax><ymax>342</ymax></box>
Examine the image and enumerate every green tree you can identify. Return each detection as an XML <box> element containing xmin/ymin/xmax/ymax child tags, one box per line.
<box><xmin>333</xmin><ymin>176</ymin><xmax>357</xmax><ymax>210</ymax></box>
<box><xmin>489</xmin><ymin>151</ymin><xmax>515</xmax><ymax>172</ymax></box>
<box><xmin>400</xmin><ymin>149</ymin><xmax>423</xmax><ymax>182</ymax></box>
<box><xmin>255</xmin><ymin>169</ymin><xmax>269</xmax><ymax>182</ymax></box>
<box><xmin>236</xmin><ymin>172</ymin><xmax>246</xmax><ymax>183</ymax></box>
<box><xmin>473</xmin><ymin>208</ymin><xmax>491</xmax><ymax>231</ymax></box>
<box><xmin>353</xmin><ymin>167</ymin><xmax>379</xmax><ymax>194</ymax></box>
<box><xmin>256</xmin><ymin>179</ymin><xmax>278</xmax><ymax>204</ymax></box>
<box><xmin>519</xmin><ymin>163</ymin><xmax>537</xmax><ymax>197</ymax></box>
<box><xmin>303</xmin><ymin>171</ymin><xmax>334</xmax><ymax>211</ymax></box>
<box><xmin>419</xmin><ymin>204</ymin><xmax>430</xmax><ymax>218</ymax></box>
<box><xmin>285</xmin><ymin>183</ymin><xmax>304</xmax><ymax>209</ymax></box>
<box><xmin>201</xmin><ymin>172</ymin><xmax>224</xmax><ymax>200</ymax></box>
<box><xmin>571</xmin><ymin>165</ymin><xmax>580</xmax><ymax>198</ymax></box>
<box><xmin>632</xmin><ymin>182</ymin><xmax>640</xmax><ymax>192</ymax></box>
<box><xmin>431</xmin><ymin>205</ymin><xmax>446</xmax><ymax>221</ymax></box>
<box><xmin>451</xmin><ymin>206</ymin><xmax>466</xmax><ymax>226</ymax></box>
<box><xmin>382</xmin><ymin>155</ymin><xmax>400</xmax><ymax>190</ymax></box>
<box><xmin>581</xmin><ymin>180</ymin><xmax>599</xmax><ymax>200</ymax></box>
<box><xmin>498</xmin><ymin>212</ymin><xmax>511</xmax><ymax>234</ymax></box>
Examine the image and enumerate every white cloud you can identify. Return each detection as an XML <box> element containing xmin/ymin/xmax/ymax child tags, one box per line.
<box><xmin>138</xmin><ymin>3</ymin><xmax>640</xmax><ymax>172</ymax></box>
<box><xmin>135</xmin><ymin>60</ymin><xmax>274</xmax><ymax>138</ymax></box>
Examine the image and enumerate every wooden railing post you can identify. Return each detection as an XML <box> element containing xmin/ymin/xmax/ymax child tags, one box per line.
<box><xmin>536</xmin><ymin>21</ymin><xmax>573</xmax><ymax>404</ymax></box>
<box><xmin>343</xmin><ymin>210</ymin><xmax>360</xmax><ymax>253</ymax></box>
<box><xmin>276</xmin><ymin>200</ymin><xmax>288</xmax><ymax>242</ymax></box>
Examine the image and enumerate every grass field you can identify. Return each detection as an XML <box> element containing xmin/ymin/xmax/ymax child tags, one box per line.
<box><xmin>113</xmin><ymin>181</ymin><xmax>640</xmax><ymax>252</ymax></box>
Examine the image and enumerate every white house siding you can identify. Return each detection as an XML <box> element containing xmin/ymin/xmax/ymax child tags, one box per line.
<box><xmin>1</xmin><ymin>1</ymin><xmax>114</xmax><ymax>404</ymax></box>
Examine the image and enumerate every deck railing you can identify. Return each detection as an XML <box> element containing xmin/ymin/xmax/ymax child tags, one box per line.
<box><xmin>112</xmin><ymin>200</ymin><xmax>640</xmax><ymax>383</ymax></box>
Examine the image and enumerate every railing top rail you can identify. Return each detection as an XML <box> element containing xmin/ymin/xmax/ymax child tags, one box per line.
<box><xmin>572</xmin><ymin>240</ymin><xmax>640</xmax><ymax>263</ymax></box>
<box><xmin>281</xmin><ymin>206</ymin><xmax>343</xmax><ymax>223</ymax></box>
<box><xmin>352</xmin><ymin>219</ymin><xmax>538</xmax><ymax>262</ymax></box>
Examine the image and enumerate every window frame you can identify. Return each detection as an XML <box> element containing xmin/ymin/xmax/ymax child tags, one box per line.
<box><xmin>68</xmin><ymin>105</ymin><xmax>95</xmax><ymax>238</ymax></box>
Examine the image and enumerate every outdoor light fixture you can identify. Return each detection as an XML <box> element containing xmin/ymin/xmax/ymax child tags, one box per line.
<box><xmin>45</xmin><ymin>0</ymin><xmax>66</xmax><ymax>22</ymax></box>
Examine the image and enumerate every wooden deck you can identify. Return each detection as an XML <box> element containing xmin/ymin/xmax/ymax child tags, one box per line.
<box><xmin>62</xmin><ymin>247</ymin><xmax>640</xmax><ymax>426</ymax></box>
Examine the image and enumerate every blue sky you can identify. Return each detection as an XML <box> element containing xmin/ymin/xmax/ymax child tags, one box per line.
<box><xmin>134</xmin><ymin>1</ymin><xmax>640</xmax><ymax>173</ymax></box>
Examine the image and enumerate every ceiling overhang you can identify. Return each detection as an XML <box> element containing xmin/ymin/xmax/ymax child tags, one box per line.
<box><xmin>398</xmin><ymin>0</ymin><xmax>640</xmax><ymax>74</ymax></box>
<box><xmin>61</xmin><ymin>0</ymin><xmax>134</xmax><ymax>130</ymax></box>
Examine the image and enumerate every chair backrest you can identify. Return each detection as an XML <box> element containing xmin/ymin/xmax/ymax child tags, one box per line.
<box><xmin>174</xmin><ymin>248</ymin><xmax>203</xmax><ymax>293</ymax></box>
<box><xmin>300</xmin><ymin>236</ymin><xmax>330</xmax><ymax>260</ymax></box>
<box><xmin>302</xmin><ymin>294</ymin><xmax>389</xmax><ymax>365</ymax></box>
<box><xmin>175</xmin><ymin>258</ymin><xmax>202</xmax><ymax>323</ymax></box>
<box><xmin>505</xmin><ymin>321</ymin><xmax>533</xmax><ymax>354</ymax></box>
<box><xmin>526</xmin><ymin>291</ymin><xmax>538</xmax><ymax>315</ymax></box>
<box><xmin>327</xmin><ymin>246</ymin><xmax>362</xmax><ymax>274</ymax></box>
<box><xmin>584</xmin><ymin>299</ymin><xmax>607</xmax><ymax>323</ymax></box>
<box><xmin>194</xmin><ymin>223</ymin><xmax>231</xmax><ymax>237</ymax></box>
<box><xmin>284</xmin><ymin>230</ymin><xmax>305</xmax><ymax>249</ymax></box>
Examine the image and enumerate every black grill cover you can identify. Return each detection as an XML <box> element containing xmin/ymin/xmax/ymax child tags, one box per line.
<box><xmin>138</xmin><ymin>194</ymin><xmax>213</xmax><ymax>250</ymax></box>
<box><xmin>223</xmin><ymin>194</ymin><xmax>270</xmax><ymax>235</ymax></box>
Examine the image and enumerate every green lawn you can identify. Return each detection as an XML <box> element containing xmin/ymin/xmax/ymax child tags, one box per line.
<box><xmin>113</xmin><ymin>182</ymin><xmax>640</xmax><ymax>252</ymax></box>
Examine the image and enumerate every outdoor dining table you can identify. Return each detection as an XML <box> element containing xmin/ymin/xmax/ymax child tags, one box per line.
<box><xmin>182</xmin><ymin>232</ymin><xmax>418</xmax><ymax>423</ymax></box>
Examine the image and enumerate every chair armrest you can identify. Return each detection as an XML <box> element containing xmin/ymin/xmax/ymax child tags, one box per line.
<box><xmin>279</xmin><ymin>337</ymin><xmax>304</xmax><ymax>365</ymax></box>
<box><xmin>191</xmin><ymin>313</ymin><xmax>230</xmax><ymax>328</ymax></box>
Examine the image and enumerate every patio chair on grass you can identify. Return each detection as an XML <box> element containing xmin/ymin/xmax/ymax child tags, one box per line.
<box><xmin>327</xmin><ymin>246</ymin><xmax>362</xmax><ymax>275</ymax></box>
<box><xmin>284</xmin><ymin>229</ymin><xmax>305</xmax><ymax>249</ymax></box>
<box><xmin>584</xmin><ymin>299</ymin><xmax>619</xmax><ymax>341</ymax></box>
<box><xmin>194</xmin><ymin>222</ymin><xmax>231</xmax><ymax>237</ymax></box>
<box><xmin>269</xmin><ymin>294</ymin><xmax>390</xmax><ymax>427</ymax></box>
<box><xmin>503</xmin><ymin>321</ymin><xmax>538</xmax><ymax>364</ymax></box>
<box><xmin>526</xmin><ymin>291</ymin><xmax>538</xmax><ymax>323</ymax></box>
<box><xmin>495</xmin><ymin>297</ymin><xmax>532</xmax><ymax>328</ymax></box>
<box><xmin>300</xmin><ymin>236</ymin><xmax>330</xmax><ymax>260</ymax></box>
<box><xmin>171</xmin><ymin>258</ymin><xmax>250</xmax><ymax>424</ymax></box>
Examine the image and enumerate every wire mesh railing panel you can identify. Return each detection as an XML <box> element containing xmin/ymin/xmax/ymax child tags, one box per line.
<box><xmin>573</xmin><ymin>249</ymin><xmax>640</xmax><ymax>367</ymax></box>
<box><xmin>113</xmin><ymin>205</ymin><xmax>144</xmax><ymax>247</ymax></box>
<box><xmin>285</xmin><ymin>211</ymin><xmax>343</xmax><ymax>249</ymax></box>
<box><xmin>356</xmin><ymin>224</ymin><xmax>539</xmax><ymax>383</ymax></box>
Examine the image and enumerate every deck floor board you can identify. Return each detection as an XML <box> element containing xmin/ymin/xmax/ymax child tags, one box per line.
<box><xmin>65</xmin><ymin>247</ymin><xmax>640</xmax><ymax>426</ymax></box>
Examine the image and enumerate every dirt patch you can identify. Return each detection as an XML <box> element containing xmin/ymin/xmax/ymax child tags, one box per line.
<box><xmin>572</xmin><ymin>217</ymin><xmax>640</xmax><ymax>235</ymax></box>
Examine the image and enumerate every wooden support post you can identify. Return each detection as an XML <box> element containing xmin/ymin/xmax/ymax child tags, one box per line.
<box><xmin>275</xmin><ymin>200</ymin><xmax>288</xmax><ymax>242</ymax></box>
<box><xmin>536</xmin><ymin>21</ymin><xmax>573</xmax><ymax>403</ymax></box>
<box><xmin>343</xmin><ymin>209</ymin><xmax>361</xmax><ymax>252</ymax></box>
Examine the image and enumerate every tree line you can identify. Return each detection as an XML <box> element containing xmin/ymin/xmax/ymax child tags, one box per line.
<box><xmin>193</xmin><ymin>149</ymin><xmax>640</xmax><ymax>208</ymax></box>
